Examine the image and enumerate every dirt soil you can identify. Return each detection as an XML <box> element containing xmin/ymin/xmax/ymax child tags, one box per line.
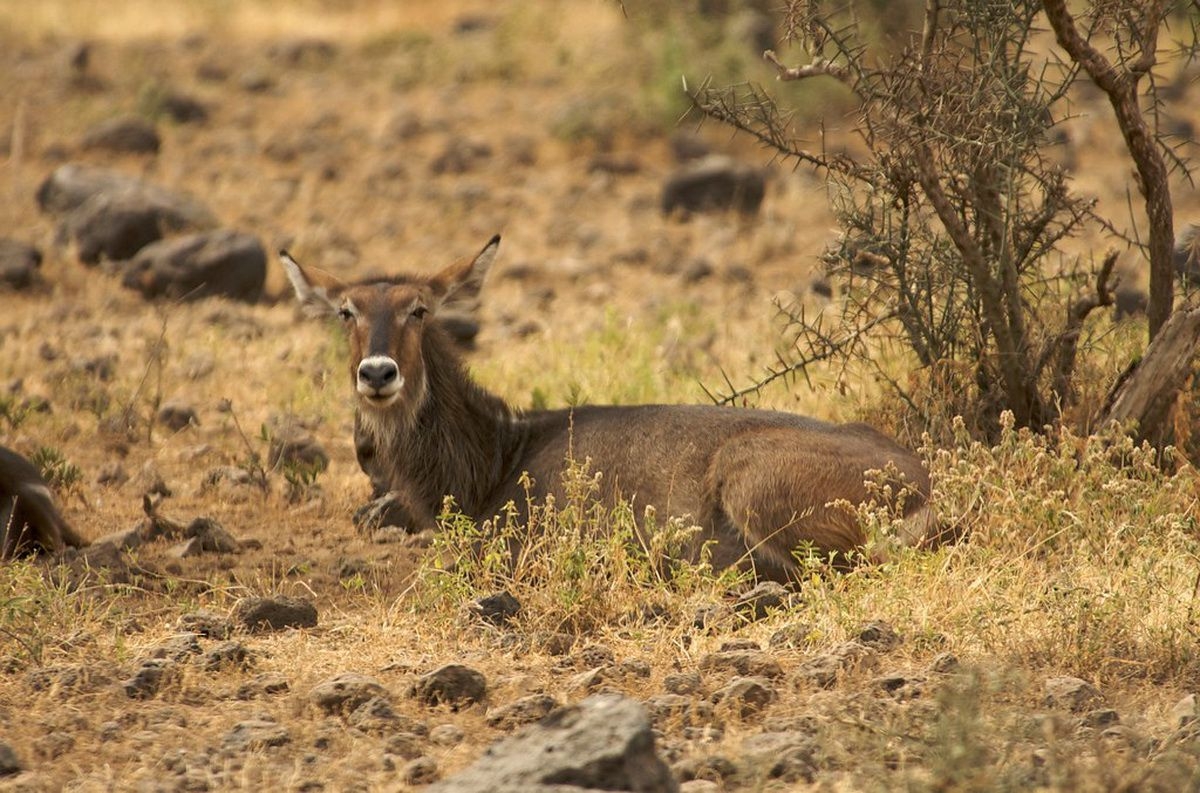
<box><xmin>2</xmin><ymin>2</ymin><xmax>1200</xmax><ymax>791</ymax></box>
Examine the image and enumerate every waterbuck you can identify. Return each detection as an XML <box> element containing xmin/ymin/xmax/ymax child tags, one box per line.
<box><xmin>1</xmin><ymin>445</ymin><xmax>85</xmax><ymax>560</ymax></box>
<box><xmin>281</xmin><ymin>236</ymin><xmax>942</xmax><ymax>581</ymax></box>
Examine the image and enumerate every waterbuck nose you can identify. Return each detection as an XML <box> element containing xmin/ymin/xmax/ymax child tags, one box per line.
<box><xmin>357</xmin><ymin>357</ymin><xmax>399</xmax><ymax>393</ymax></box>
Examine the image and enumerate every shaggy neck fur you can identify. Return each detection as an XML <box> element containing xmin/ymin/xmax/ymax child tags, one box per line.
<box><xmin>356</xmin><ymin>324</ymin><xmax>521</xmax><ymax>517</ymax></box>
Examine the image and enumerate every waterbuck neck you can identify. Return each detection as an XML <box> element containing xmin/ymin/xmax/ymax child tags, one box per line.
<box><xmin>356</xmin><ymin>324</ymin><xmax>522</xmax><ymax>516</ymax></box>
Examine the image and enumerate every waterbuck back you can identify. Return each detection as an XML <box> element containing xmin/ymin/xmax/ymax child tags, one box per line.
<box><xmin>282</xmin><ymin>236</ymin><xmax>943</xmax><ymax>581</ymax></box>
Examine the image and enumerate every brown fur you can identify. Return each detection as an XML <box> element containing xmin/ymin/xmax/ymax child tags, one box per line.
<box><xmin>282</xmin><ymin>236</ymin><xmax>943</xmax><ymax>582</ymax></box>
<box><xmin>0</xmin><ymin>446</ymin><xmax>85</xmax><ymax>560</ymax></box>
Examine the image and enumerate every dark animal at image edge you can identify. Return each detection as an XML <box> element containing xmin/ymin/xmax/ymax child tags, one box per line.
<box><xmin>0</xmin><ymin>446</ymin><xmax>85</xmax><ymax>560</ymax></box>
<box><xmin>281</xmin><ymin>236</ymin><xmax>948</xmax><ymax>582</ymax></box>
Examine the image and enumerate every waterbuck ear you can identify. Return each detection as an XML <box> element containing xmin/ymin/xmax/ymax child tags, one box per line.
<box><xmin>279</xmin><ymin>250</ymin><xmax>346</xmax><ymax>318</ymax></box>
<box><xmin>429</xmin><ymin>235</ymin><xmax>500</xmax><ymax>310</ymax></box>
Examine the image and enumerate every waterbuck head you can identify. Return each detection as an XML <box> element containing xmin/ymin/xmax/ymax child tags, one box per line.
<box><xmin>280</xmin><ymin>235</ymin><xmax>500</xmax><ymax>427</ymax></box>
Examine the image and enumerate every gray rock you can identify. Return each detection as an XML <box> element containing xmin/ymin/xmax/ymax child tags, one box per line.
<box><xmin>237</xmin><ymin>672</ymin><xmax>290</xmax><ymax>700</ymax></box>
<box><xmin>739</xmin><ymin>731</ymin><xmax>817</xmax><ymax>784</ymax></box>
<box><xmin>428</xmin><ymin>724</ymin><xmax>464</xmax><ymax>746</ymax></box>
<box><xmin>177</xmin><ymin>609</ymin><xmax>233</xmax><ymax>640</ymax></box>
<box><xmin>0</xmin><ymin>239</ymin><xmax>42</xmax><ymax>290</ymax></box>
<box><xmin>81</xmin><ymin>115</ymin><xmax>161</xmax><ymax>154</ymax></box>
<box><xmin>147</xmin><ymin>633</ymin><xmax>202</xmax><ymax>661</ymax></box>
<box><xmin>795</xmin><ymin>641</ymin><xmax>878</xmax><ymax>688</ymax></box>
<box><xmin>223</xmin><ymin>719</ymin><xmax>290</xmax><ymax>752</ymax></box>
<box><xmin>184</xmin><ymin>517</ymin><xmax>240</xmax><ymax>553</ymax></box>
<box><xmin>574</xmin><ymin>643</ymin><xmax>615</xmax><ymax>669</ymax></box>
<box><xmin>404</xmin><ymin>756</ymin><xmax>440</xmax><ymax>785</ymax></box>
<box><xmin>89</xmin><ymin>526</ymin><xmax>143</xmax><ymax>552</ymax></box>
<box><xmin>0</xmin><ymin>740</ymin><xmax>21</xmax><ymax>776</ymax></box>
<box><xmin>37</xmin><ymin>164</ymin><xmax>215</xmax><ymax>264</ymax></box>
<box><xmin>857</xmin><ymin>621</ymin><xmax>902</xmax><ymax>651</ymax></box>
<box><xmin>385</xmin><ymin>732</ymin><xmax>426</xmax><ymax>759</ymax></box>
<box><xmin>485</xmin><ymin>693</ymin><xmax>559</xmax><ymax>729</ymax></box>
<box><xmin>734</xmin><ymin>581</ymin><xmax>789</xmax><ymax>621</ymax></box>
<box><xmin>267</xmin><ymin>424</ymin><xmax>329</xmax><ymax>472</ymax></box>
<box><xmin>1043</xmin><ymin>676</ymin><xmax>1102</xmax><ymax>713</ymax></box>
<box><xmin>768</xmin><ymin>623</ymin><xmax>813</xmax><ymax>650</ymax></box>
<box><xmin>203</xmin><ymin>640</ymin><xmax>251</xmax><ymax>671</ymax></box>
<box><xmin>428</xmin><ymin>694</ymin><xmax>677</xmax><ymax>793</ymax></box>
<box><xmin>698</xmin><ymin>650</ymin><xmax>782</xmax><ymax>680</ymax></box>
<box><xmin>1176</xmin><ymin>224</ymin><xmax>1200</xmax><ymax>286</ymax></box>
<box><xmin>121</xmin><ymin>229</ymin><xmax>267</xmax><ymax>303</ymax></box>
<box><xmin>32</xmin><ymin>732</ymin><xmax>74</xmax><ymax>760</ymax></box>
<box><xmin>661</xmin><ymin>156</ymin><xmax>765</xmax><ymax>216</ymax></box>
<box><xmin>310</xmin><ymin>673</ymin><xmax>389</xmax><ymax>715</ymax></box>
<box><xmin>37</xmin><ymin>164</ymin><xmax>212</xmax><ymax>220</ymax></box>
<box><xmin>412</xmin><ymin>664</ymin><xmax>487</xmax><ymax>708</ymax></box>
<box><xmin>471</xmin><ymin>591</ymin><xmax>521</xmax><ymax>626</ymax></box>
<box><xmin>1169</xmin><ymin>693</ymin><xmax>1198</xmax><ymax>729</ymax></box>
<box><xmin>1113</xmin><ymin>285</ymin><xmax>1147</xmax><ymax>320</ymax></box>
<box><xmin>234</xmin><ymin>595</ymin><xmax>318</xmax><ymax>632</ymax></box>
<box><xmin>157</xmin><ymin>400</ymin><xmax>198</xmax><ymax>431</ymax></box>
<box><xmin>121</xmin><ymin>658</ymin><xmax>174</xmax><ymax>699</ymax></box>
<box><xmin>663</xmin><ymin>671</ymin><xmax>703</xmax><ymax>696</ymax></box>
<box><xmin>711</xmin><ymin>676</ymin><xmax>776</xmax><ymax>718</ymax></box>
<box><xmin>645</xmin><ymin>694</ymin><xmax>714</xmax><ymax>728</ymax></box>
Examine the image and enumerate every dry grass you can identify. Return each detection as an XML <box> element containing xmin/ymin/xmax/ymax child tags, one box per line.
<box><xmin>2</xmin><ymin>1</ymin><xmax>1200</xmax><ymax>791</ymax></box>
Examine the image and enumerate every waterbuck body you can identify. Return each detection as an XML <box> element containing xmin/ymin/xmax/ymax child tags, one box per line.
<box><xmin>282</xmin><ymin>236</ymin><xmax>941</xmax><ymax>581</ymax></box>
<box><xmin>0</xmin><ymin>445</ymin><xmax>85</xmax><ymax>560</ymax></box>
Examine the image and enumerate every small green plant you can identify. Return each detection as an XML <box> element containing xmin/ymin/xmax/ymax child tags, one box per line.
<box><xmin>418</xmin><ymin>457</ymin><xmax>737</xmax><ymax>634</ymax></box>
<box><xmin>282</xmin><ymin>459</ymin><xmax>324</xmax><ymax>504</ymax></box>
<box><xmin>0</xmin><ymin>393</ymin><xmax>30</xmax><ymax>429</ymax></box>
<box><xmin>29</xmin><ymin>446</ymin><xmax>81</xmax><ymax>494</ymax></box>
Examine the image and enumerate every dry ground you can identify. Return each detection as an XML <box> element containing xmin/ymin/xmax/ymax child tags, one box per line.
<box><xmin>2</xmin><ymin>2</ymin><xmax>1200</xmax><ymax>791</ymax></box>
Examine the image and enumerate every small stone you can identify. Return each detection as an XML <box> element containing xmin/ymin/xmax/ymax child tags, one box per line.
<box><xmin>698</xmin><ymin>650</ymin><xmax>783</xmax><ymax>680</ymax></box>
<box><xmin>237</xmin><ymin>673</ymin><xmax>290</xmax><ymax>699</ymax></box>
<box><xmin>575</xmin><ymin>644</ymin><xmax>615</xmax><ymax>669</ymax></box>
<box><xmin>347</xmin><ymin>696</ymin><xmax>417</xmax><ymax>734</ymax></box>
<box><xmin>157</xmin><ymin>401</ymin><xmax>198</xmax><ymax>431</ymax></box>
<box><xmin>1083</xmin><ymin>708</ymin><xmax>1121</xmax><ymax>729</ymax></box>
<box><xmin>122</xmin><ymin>658</ymin><xmax>174</xmax><ymax>699</ymax></box>
<box><xmin>223</xmin><ymin>719</ymin><xmax>290</xmax><ymax>752</ymax></box>
<box><xmin>177</xmin><ymin>610</ymin><xmax>234</xmax><ymax>640</ymax></box>
<box><xmin>403</xmin><ymin>756</ymin><xmax>439</xmax><ymax>785</ymax></box>
<box><xmin>644</xmin><ymin>694</ymin><xmax>713</xmax><ymax>728</ymax></box>
<box><xmin>795</xmin><ymin>641</ymin><xmax>878</xmax><ymax>688</ymax></box>
<box><xmin>234</xmin><ymin>596</ymin><xmax>318</xmax><ymax>632</ymax></box>
<box><xmin>929</xmin><ymin>652</ymin><xmax>960</xmax><ymax>674</ymax></box>
<box><xmin>1170</xmin><ymin>694</ymin><xmax>1199</xmax><ymax>729</ymax></box>
<box><xmin>768</xmin><ymin>623</ymin><xmax>813</xmax><ymax>650</ymax></box>
<box><xmin>384</xmin><ymin>732</ymin><xmax>425</xmax><ymax>759</ymax></box>
<box><xmin>203</xmin><ymin>641</ymin><xmax>252</xmax><ymax>671</ymax></box>
<box><xmin>734</xmin><ymin>582</ymin><xmax>790</xmax><ymax>621</ymax></box>
<box><xmin>485</xmin><ymin>693</ymin><xmax>558</xmax><ymax>729</ymax></box>
<box><xmin>428</xmin><ymin>724</ymin><xmax>464</xmax><ymax>747</ymax></box>
<box><xmin>663</xmin><ymin>671</ymin><xmax>703</xmax><ymax>696</ymax></box>
<box><xmin>711</xmin><ymin>676</ymin><xmax>776</xmax><ymax>718</ymax></box>
<box><xmin>412</xmin><ymin>664</ymin><xmax>487</xmax><ymax>708</ymax></box>
<box><xmin>32</xmin><ymin>732</ymin><xmax>74</xmax><ymax>760</ymax></box>
<box><xmin>739</xmin><ymin>731</ymin><xmax>817</xmax><ymax>783</ymax></box>
<box><xmin>147</xmin><ymin>633</ymin><xmax>202</xmax><ymax>661</ymax></box>
<box><xmin>536</xmin><ymin>632</ymin><xmax>575</xmax><ymax>656</ymax></box>
<box><xmin>1043</xmin><ymin>676</ymin><xmax>1102</xmax><ymax>713</ymax></box>
<box><xmin>857</xmin><ymin>621</ymin><xmax>902</xmax><ymax>651</ymax></box>
<box><xmin>81</xmin><ymin>115</ymin><xmax>161</xmax><ymax>154</ymax></box>
<box><xmin>309</xmin><ymin>673</ymin><xmax>389</xmax><ymax>715</ymax></box>
<box><xmin>470</xmin><ymin>591</ymin><xmax>520</xmax><ymax>626</ymax></box>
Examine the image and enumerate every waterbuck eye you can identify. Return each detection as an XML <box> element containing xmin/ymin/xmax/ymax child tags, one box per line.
<box><xmin>411</xmin><ymin>305</ymin><xmax>429</xmax><ymax>320</ymax></box>
<box><xmin>337</xmin><ymin>307</ymin><xmax>355</xmax><ymax>322</ymax></box>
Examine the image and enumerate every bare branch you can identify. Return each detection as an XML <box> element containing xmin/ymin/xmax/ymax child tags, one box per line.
<box><xmin>764</xmin><ymin>49</ymin><xmax>852</xmax><ymax>84</ymax></box>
